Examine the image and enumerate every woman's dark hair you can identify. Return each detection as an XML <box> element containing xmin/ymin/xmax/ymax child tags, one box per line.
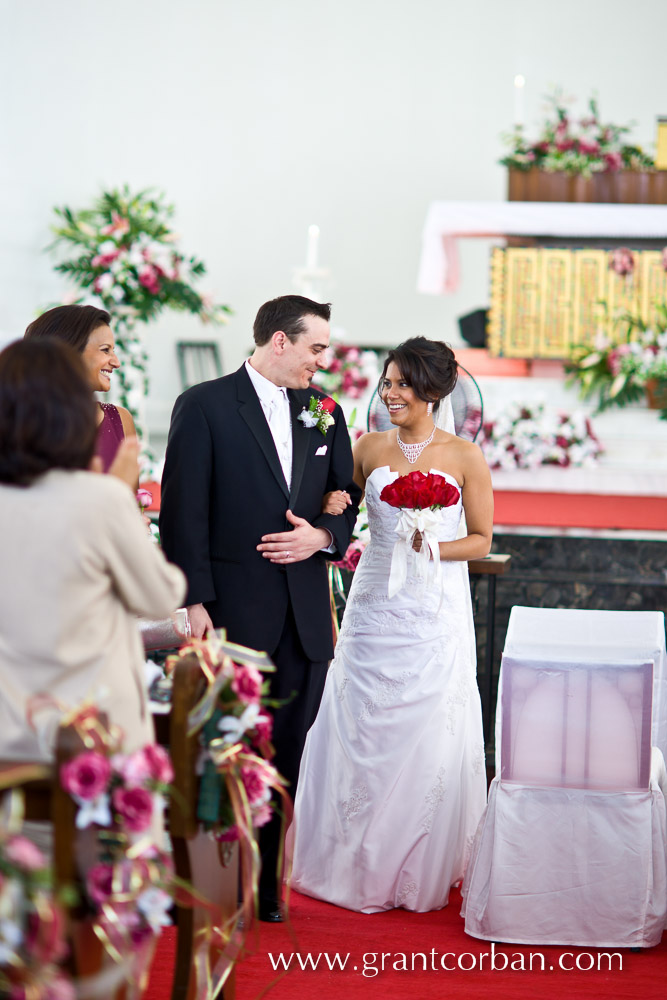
<box><xmin>380</xmin><ymin>337</ymin><xmax>458</xmax><ymax>412</ymax></box>
<box><xmin>24</xmin><ymin>304</ymin><xmax>111</xmax><ymax>353</ymax></box>
<box><xmin>0</xmin><ymin>339</ymin><xmax>98</xmax><ymax>486</ymax></box>
<box><xmin>253</xmin><ymin>295</ymin><xmax>331</xmax><ymax>346</ymax></box>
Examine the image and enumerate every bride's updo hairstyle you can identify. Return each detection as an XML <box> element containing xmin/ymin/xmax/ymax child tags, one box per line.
<box><xmin>380</xmin><ymin>337</ymin><xmax>457</xmax><ymax>414</ymax></box>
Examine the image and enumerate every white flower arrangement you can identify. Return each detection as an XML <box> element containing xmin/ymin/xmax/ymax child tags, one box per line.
<box><xmin>479</xmin><ymin>402</ymin><xmax>602</xmax><ymax>470</ymax></box>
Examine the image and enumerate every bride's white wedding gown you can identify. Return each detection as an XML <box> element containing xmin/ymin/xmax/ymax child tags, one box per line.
<box><xmin>291</xmin><ymin>466</ymin><xmax>487</xmax><ymax>913</ymax></box>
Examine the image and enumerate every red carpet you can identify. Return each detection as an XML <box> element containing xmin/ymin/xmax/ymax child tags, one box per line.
<box><xmin>145</xmin><ymin>889</ymin><xmax>667</xmax><ymax>1000</ymax></box>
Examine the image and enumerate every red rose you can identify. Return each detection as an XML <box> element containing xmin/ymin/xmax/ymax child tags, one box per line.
<box><xmin>319</xmin><ymin>396</ymin><xmax>336</xmax><ymax>414</ymax></box>
<box><xmin>379</xmin><ymin>481</ymin><xmax>402</xmax><ymax>508</ymax></box>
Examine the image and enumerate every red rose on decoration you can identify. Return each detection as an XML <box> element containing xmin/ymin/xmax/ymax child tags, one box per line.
<box><xmin>319</xmin><ymin>396</ymin><xmax>336</xmax><ymax>414</ymax></box>
<box><xmin>60</xmin><ymin>751</ymin><xmax>111</xmax><ymax>801</ymax></box>
<box><xmin>112</xmin><ymin>786</ymin><xmax>154</xmax><ymax>832</ymax></box>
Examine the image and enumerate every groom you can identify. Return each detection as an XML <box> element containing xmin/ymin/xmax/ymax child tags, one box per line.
<box><xmin>159</xmin><ymin>295</ymin><xmax>360</xmax><ymax>919</ymax></box>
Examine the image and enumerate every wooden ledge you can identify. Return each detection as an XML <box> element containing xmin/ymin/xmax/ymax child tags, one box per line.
<box><xmin>468</xmin><ymin>553</ymin><xmax>512</xmax><ymax>575</ymax></box>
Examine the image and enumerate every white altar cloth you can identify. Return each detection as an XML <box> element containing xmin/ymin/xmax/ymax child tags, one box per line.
<box><xmin>417</xmin><ymin>201</ymin><xmax>667</xmax><ymax>294</ymax></box>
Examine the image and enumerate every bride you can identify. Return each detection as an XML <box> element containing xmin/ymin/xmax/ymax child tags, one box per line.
<box><xmin>290</xmin><ymin>336</ymin><xmax>493</xmax><ymax>913</ymax></box>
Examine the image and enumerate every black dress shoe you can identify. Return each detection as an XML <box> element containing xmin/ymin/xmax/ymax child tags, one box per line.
<box><xmin>259</xmin><ymin>901</ymin><xmax>284</xmax><ymax>923</ymax></box>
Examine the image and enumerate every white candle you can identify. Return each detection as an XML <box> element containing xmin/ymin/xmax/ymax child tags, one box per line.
<box><xmin>306</xmin><ymin>224</ymin><xmax>320</xmax><ymax>271</ymax></box>
<box><xmin>513</xmin><ymin>74</ymin><xmax>525</xmax><ymax>128</ymax></box>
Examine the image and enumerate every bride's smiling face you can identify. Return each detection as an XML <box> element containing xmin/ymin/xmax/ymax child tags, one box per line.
<box><xmin>381</xmin><ymin>362</ymin><xmax>429</xmax><ymax>425</ymax></box>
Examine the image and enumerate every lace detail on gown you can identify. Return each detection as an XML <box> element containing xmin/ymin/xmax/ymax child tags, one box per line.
<box><xmin>291</xmin><ymin>466</ymin><xmax>487</xmax><ymax>913</ymax></box>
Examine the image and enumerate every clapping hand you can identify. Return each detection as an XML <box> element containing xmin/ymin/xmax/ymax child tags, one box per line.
<box><xmin>322</xmin><ymin>490</ymin><xmax>351</xmax><ymax>515</ymax></box>
<box><xmin>107</xmin><ymin>436</ymin><xmax>141</xmax><ymax>490</ymax></box>
<box><xmin>257</xmin><ymin>509</ymin><xmax>332</xmax><ymax>564</ymax></box>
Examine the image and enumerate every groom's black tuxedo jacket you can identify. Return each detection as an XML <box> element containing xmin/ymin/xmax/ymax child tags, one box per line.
<box><xmin>159</xmin><ymin>364</ymin><xmax>361</xmax><ymax>662</ymax></box>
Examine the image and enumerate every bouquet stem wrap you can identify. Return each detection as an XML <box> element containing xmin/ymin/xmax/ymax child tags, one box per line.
<box><xmin>388</xmin><ymin>507</ymin><xmax>442</xmax><ymax>599</ymax></box>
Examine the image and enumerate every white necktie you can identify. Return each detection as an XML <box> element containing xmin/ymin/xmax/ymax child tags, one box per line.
<box><xmin>267</xmin><ymin>388</ymin><xmax>292</xmax><ymax>488</ymax></box>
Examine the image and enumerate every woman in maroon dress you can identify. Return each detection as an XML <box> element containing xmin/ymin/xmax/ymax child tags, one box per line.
<box><xmin>24</xmin><ymin>305</ymin><xmax>136</xmax><ymax>472</ymax></box>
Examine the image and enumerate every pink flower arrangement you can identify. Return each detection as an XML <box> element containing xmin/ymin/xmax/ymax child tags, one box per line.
<box><xmin>60</xmin><ymin>751</ymin><xmax>111</xmax><ymax>801</ymax></box>
<box><xmin>316</xmin><ymin>344</ymin><xmax>373</xmax><ymax>400</ymax></box>
<box><xmin>231</xmin><ymin>662</ymin><xmax>263</xmax><ymax>704</ymax></box>
<box><xmin>501</xmin><ymin>91</ymin><xmax>654</xmax><ymax>178</ymax></box>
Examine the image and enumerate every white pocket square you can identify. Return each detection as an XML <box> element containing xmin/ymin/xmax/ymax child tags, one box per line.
<box><xmin>315</xmin><ymin>445</ymin><xmax>328</xmax><ymax>456</ymax></box>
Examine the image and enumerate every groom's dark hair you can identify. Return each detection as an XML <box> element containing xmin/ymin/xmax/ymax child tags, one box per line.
<box><xmin>253</xmin><ymin>295</ymin><xmax>331</xmax><ymax>346</ymax></box>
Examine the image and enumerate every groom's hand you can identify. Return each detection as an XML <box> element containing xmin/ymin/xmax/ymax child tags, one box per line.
<box><xmin>257</xmin><ymin>509</ymin><xmax>331</xmax><ymax>564</ymax></box>
<box><xmin>187</xmin><ymin>603</ymin><xmax>214</xmax><ymax>639</ymax></box>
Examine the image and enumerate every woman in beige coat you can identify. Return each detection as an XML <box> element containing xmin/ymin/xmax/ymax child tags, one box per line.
<box><xmin>0</xmin><ymin>338</ymin><xmax>185</xmax><ymax>760</ymax></box>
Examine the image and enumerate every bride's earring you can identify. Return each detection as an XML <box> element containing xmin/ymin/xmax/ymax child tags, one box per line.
<box><xmin>427</xmin><ymin>401</ymin><xmax>433</xmax><ymax>416</ymax></box>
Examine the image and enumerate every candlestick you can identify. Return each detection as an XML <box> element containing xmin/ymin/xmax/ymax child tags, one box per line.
<box><xmin>306</xmin><ymin>224</ymin><xmax>319</xmax><ymax>271</ymax></box>
<box><xmin>514</xmin><ymin>74</ymin><xmax>525</xmax><ymax>128</ymax></box>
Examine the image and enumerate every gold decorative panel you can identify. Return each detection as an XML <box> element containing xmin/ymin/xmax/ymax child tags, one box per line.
<box><xmin>488</xmin><ymin>248</ymin><xmax>667</xmax><ymax>358</ymax></box>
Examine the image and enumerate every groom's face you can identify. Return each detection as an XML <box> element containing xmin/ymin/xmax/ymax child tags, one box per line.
<box><xmin>278</xmin><ymin>314</ymin><xmax>330</xmax><ymax>389</ymax></box>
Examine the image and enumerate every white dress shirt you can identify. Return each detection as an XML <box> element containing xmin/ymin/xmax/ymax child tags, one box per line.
<box><xmin>245</xmin><ymin>359</ymin><xmax>335</xmax><ymax>551</ymax></box>
<box><xmin>245</xmin><ymin>359</ymin><xmax>293</xmax><ymax>487</ymax></box>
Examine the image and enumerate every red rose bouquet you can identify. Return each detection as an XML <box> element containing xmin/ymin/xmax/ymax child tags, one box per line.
<box><xmin>380</xmin><ymin>471</ymin><xmax>460</xmax><ymax>598</ymax></box>
<box><xmin>380</xmin><ymin>470</ymin><xmax>460</xmax><ymax>512</ymax></box>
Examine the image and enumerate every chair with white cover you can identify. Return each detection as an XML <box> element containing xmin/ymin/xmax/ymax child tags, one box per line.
<box><xmin>462</xmin><ymin>651</ymin><xmax>667</xmax><ymax>948</ymax></box>
<box><xmin>501</xmin><ymin>607</ymin><xmax>667</xmax><ymax>763</ymax></box>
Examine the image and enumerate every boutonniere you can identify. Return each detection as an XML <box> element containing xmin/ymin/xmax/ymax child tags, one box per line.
<box><xmin>298</xmin><ymin>395</ymin><xmax>336</xmax><ymax>436</ymax></box>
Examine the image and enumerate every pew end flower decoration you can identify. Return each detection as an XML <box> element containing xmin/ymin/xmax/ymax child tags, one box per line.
<box><xmin>59</xmin><ymin>713</ymin><xmax>179</xmax><ymax>983</ymax></box>
<box><xmin>169</xmin><ymin>630</ymin><xmax>286</xmax><ymax>847</ymax></box>
<box><xmin>0</xmin><ymin>807</ymin><xmax>73</xmax><ymax>1000</ymax></box>
<box><xmin>380</xmin><ymin>472</ymin><xmax>460</xmax><ymax>598</ymax></box>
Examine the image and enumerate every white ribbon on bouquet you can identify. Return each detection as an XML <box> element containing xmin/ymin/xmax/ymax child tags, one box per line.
<box><xmin>387</xmin><ymin>507</ymin><xmax>442</xmax><ymax>599</ymax></box>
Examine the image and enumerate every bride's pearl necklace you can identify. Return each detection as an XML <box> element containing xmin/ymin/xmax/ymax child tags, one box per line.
<box><xmin>396</xmin><ymin>426</ymin><xmax>435</xmax><ymax>464</ymax></box>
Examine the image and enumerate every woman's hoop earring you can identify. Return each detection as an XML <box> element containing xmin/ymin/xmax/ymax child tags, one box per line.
<box><xmin>427</xmin><ymin>401</ymin><xmax>433</xmax><ymax>416</ymax></box>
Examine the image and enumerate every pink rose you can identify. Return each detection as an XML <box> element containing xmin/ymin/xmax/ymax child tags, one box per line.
<box><xmin>86</xmin><ymin>862</ymin><xmax>115</xmax><ymax>904</ymax></box>
<box><xmin>252</xmin><ymin>803</ymin><xmax>272</xmax><ymax>828</ymax></box>
<box><xmin>142</xmin><ymin>744</ymin><xmax>174</xmax><ymax>784</ymax></box>
<box><xmin>251</xmin><ymin>714</ymin><xmax>273</xmax><ymax>747</ymax></box>
<box><xmin>604</xmin><ymin>151</ymin><xmax>623</xmax><ymax>171</ymax></box>
<box><xmin>231</xmin><ymin>663</ymin><xmax>263</xmax><ymax>704</ymax></box>
<box><xmin>136</xmin><ymin>488</ymin><xmax>153</xmax><ymax>510</ymax></box>
<box><xmin>138</xmin><ymin>266</ymin><xmax>160</xmax><ymax>295</ymax></box>
<box><xmin>661</xmin><ymin>247</ymin><xmax>667</xmax><ymax>273</ymax></box>
<box><xmin>44</xmin><ymin>974</ymin><xmax>76</xmax><ymax>1000</ymax></box>
<box><xmin>61</xmin><ymin>752</ymin><xmax>111</xmax><ymax>801</ymax></box>
<box><xmin>5</xmin><ymin>835</ymin><xmax>46</xmax><ymax>871</ymax></box>
<box><xmin>113</xmin><ymin>749</ymin><xmax>151</xmax><ymax>786</ymax></box>
<box><xmin>241</xmin><ymin>765</ymin><xmax>269</xmax><ymax>805</ymax></box>
<box><xmin>216</xmin><ymin>824</ymin><xmax>239</xmax><ymax>842</ymax></box>
<box><xmin>112</xmin><ymin>786</ymin><xmax>154</xmax><ymax>832</ymax></box>
<box><xmin>26</xmin><ymin>901</ymin><xmax>67</xmax><ymax>964</ymax></box>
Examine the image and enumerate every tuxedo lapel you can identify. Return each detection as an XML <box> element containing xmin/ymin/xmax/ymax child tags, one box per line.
<box><xmin>235</xmin><ymin>367</ymin><xmax>289</xmax><ymax>499</ymax></box>
<box><xmin>288</xmin><ymin>390</ymin><xmax>310</xmax><ymax>507</ymax></box>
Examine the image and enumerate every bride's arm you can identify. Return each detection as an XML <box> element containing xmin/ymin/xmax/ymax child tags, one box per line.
<box><xmin>437</xmin><ymin>443</ymin><xmax>493</xmax><ymax>561</ymax></box>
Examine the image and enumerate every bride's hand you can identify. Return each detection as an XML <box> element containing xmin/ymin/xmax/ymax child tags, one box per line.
<box><xmin>322</xmin><ymin>490</ymin><xmax>351</xmax><ymax>515</ymax></box>
<box><xmin>411</xmin><ymin>529</ymin><xmax>434</xmax><ymax>559</ymax></box>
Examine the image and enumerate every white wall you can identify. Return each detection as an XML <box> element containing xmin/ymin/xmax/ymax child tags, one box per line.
<box><xmin>2</xmin><ymin>0</ymin><xmax>666</xmax><ymax>443</ymax></box>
